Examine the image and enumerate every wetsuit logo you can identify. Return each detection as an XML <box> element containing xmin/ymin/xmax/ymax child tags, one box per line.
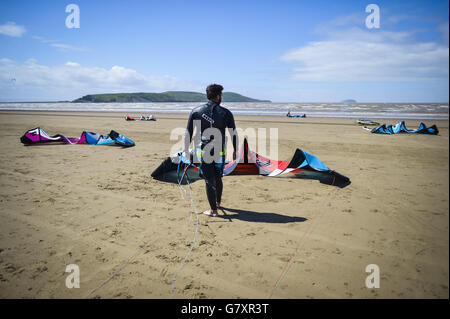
<box><xmin>202</xmin><ymin>114</ymin><xmax>215</xmax><ymax>124</ymax></box>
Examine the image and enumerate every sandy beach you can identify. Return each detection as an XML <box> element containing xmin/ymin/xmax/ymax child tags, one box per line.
<box><xmin>0</xmin><ymin>110</ymin><xmax>448</xmax><ymax>299</ymax></box>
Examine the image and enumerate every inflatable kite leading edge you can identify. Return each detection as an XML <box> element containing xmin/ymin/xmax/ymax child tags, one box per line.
<box><xmin>20</xmin><ymin>127</ymin><xmax>135</xmax><ymax>147</ymax></box>
<box><xmin>151</xmin><ymin>138</ymin><xmax>350</xmax><ymax>188</ymax></box>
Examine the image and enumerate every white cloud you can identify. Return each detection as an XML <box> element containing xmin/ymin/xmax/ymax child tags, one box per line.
<box><xmin>32</xmin><ymin>35</ymin><xmax>55</xmax><ymax>43</ymax></box>
<box><xmin>50</xmin><ymin>43</ymin><xmax>88</xmax><ymax>52</ymax></box>
<box><xmin>65</xmin><ymin>62</ymin><xmax>80</xmax><ymax>67</ymax></box>
<box><xmin>315</xmin><ymin>13</ymin><xmax>366</xmax><ymax>32</ymax></box>
<box><xmin>0</xmin><ymin>22</ymin><xmax>26</xmax><ymax>37</ymax></box>
<box><xmin>0</xmin><ymin>58</ymin><xmax>14</xmax><ymax>64</ymax></box>
<box><xmin>281</xmin><ymin>27</ymin><xmax>449</xmax><ymax>82</ymax></box>
<box><xmin>0</xmin><ymin>59</ymin><xmax>200</xmax><ymax>100</ymax></box>
<box><xmin>25</xmin><ymin>58</ymin><xmax>37</xmax><ymax>65</ymax></box>
<box><xmin>32</xmin><ymin>35</ymin><xmax>87</xmax><ymax>52</ymax></box>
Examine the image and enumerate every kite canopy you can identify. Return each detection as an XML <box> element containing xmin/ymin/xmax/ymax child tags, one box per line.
<box><xmin>370</xmin><ymin>121</ymin><xmax>439</xmax><ymax>135</ymax></box>
<box><xmin>20</xmin><ymin>127</ymin><xmax>135</xmax><ymax>147</ymax></box>
<box><xmin>151</xmin><ymin>138</ymin><xmax>350</xmax><ymax>187</ymax></box>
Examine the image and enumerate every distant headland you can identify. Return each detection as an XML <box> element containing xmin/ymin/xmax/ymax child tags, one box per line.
<box><xmin>72</xmin><ymin>91</ymin><xmax>271</xmax><ymax>103</ymax></box>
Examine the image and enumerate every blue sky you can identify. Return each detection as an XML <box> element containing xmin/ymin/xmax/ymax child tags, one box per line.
<box><xmin>0</xmin><ymin>0</ymin><xmax>448</xmax><ymax>102</ymax></box>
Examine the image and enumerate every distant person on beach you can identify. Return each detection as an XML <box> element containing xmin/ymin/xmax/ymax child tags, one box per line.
<box><xmin>184</xmin><ymin>84</ymin><xmax>237</xmax><ymax>217</ymax></box>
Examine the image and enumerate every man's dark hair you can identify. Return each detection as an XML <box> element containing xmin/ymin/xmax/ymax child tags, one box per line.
<box><xmin>206</xmin><ymin>84</ymin><xmax>224</xmax><ymax>101</ymax></box>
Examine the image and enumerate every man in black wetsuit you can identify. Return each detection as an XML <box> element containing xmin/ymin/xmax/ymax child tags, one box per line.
<box><xmin>184</xmin><ymin>84</ymin><xmax>238</xmax><ymax>217</ymax></box>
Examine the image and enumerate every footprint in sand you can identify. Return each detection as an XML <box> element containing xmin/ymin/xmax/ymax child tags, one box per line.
<box><xmin>160</xmin><ymin>266</ymin><xmax>168</xmax><ymax>278</ymax></box>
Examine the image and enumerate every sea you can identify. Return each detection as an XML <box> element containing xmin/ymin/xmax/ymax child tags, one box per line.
<box><xmin>0</xmin><ymin>102</ymin><xmax>448</xmax><ymax>120</ymax></box>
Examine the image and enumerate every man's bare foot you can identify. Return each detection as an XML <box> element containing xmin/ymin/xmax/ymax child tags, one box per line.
<box><xmin>203</xmin><ymin>209</ymin><xmax>218</xmax><ymax>217</ymax></box>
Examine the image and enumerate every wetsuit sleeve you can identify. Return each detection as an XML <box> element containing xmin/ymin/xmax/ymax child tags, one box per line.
<box><xmin>184</xmin><ymin>111</ymin><xmax>194</xmax><ymax>155</ymax></box>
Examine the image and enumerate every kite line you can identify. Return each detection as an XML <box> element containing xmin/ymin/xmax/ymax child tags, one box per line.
<box><xmin>84</xmin><ymin>234</ymin><xmax>180</xmax><ymax>298</ymax></box>
<box><xmin>268</xmin><ymin>188</ymin><xmax>340</xmax><ymax>298</ymax></box>
<box><xmin>171</xmin><ymin>163</ymin><xmax>200</xmax><ymax>298</ymax></box>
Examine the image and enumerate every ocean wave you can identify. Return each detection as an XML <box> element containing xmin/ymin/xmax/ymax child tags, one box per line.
<box><xmin>0</xmin><ymin>102</ymin><xmax>448</xmax><ymax>120</ymax></box>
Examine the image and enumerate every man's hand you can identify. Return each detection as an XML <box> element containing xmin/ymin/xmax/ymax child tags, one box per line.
<box><xmin>232</xmin><ymin>151</ymin><xmax>237</xmax><ymax>161</ymax></box>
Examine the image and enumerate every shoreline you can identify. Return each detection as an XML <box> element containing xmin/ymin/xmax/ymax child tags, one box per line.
<box><xmin>0</xmin><ymin>101</ymin><xmax>448</xmax><ymax>121</ymax></box>
<box><xmin>0</xmin><ymin>110</ymin><xmax>449</xmax><ymax>125</ymax></box>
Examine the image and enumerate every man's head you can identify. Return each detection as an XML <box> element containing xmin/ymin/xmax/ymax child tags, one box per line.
<box><xmin>206</xmin><ymin>84</ymin><xmax>223</xmax><ymax>104</ymax></box>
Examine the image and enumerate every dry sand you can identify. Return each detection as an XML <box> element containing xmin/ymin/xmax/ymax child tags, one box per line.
<box><xmin>0</xmin><ymin>110</ymin><xmax>448</xmax><ymax>299</ymax></box>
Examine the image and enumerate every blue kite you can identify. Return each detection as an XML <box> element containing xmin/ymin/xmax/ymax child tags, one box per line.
<box><xmin>370</xmin><ymin>121</ymin><xmax>438</xmax><ymax>135</ymax></box>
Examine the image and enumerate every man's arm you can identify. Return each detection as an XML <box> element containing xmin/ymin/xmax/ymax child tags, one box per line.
<box><xmin>184</xmin><ymin>111</ymin><xmax>194</xmax><ymax>160</ymax></box>
<box><xmin>227</xmin><ymin>112</ymin><xmax>238</xmax><ymax>160</ymax></box>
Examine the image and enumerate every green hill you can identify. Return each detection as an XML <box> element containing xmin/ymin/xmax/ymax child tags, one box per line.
<box><xmin>72</xmin><ymin>91</ymin><xmax>270</xmax><ymax>103</ymax></box>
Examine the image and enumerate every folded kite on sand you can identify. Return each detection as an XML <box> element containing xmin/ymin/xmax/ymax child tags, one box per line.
<box><xmin>369</xmin><ymin>121</ymin><xmax>439</xmax><ymax>135</ymax></box>
<box><xmin>20</xmin><ymin>127</ymin><xmax>135</xmax><ymax>147</ymax></box>
<box><xmin>287</xmin><ymin>113</ymin><xmax>306</xmax><ymax>118</ymax></box>
<box><xmin>151</xmin><ymin>138</ymin><xmax>350</xmax><ymax>187</ymax></box>
<box><xmin>126</xmin><ymin>115</ymin><xmax>156</xmax><ymax>121</ymax></box>
<box><xmin>356</xmin><ymin>119</ymin><xmax>380</xmax><ymax>126</ymax></box>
